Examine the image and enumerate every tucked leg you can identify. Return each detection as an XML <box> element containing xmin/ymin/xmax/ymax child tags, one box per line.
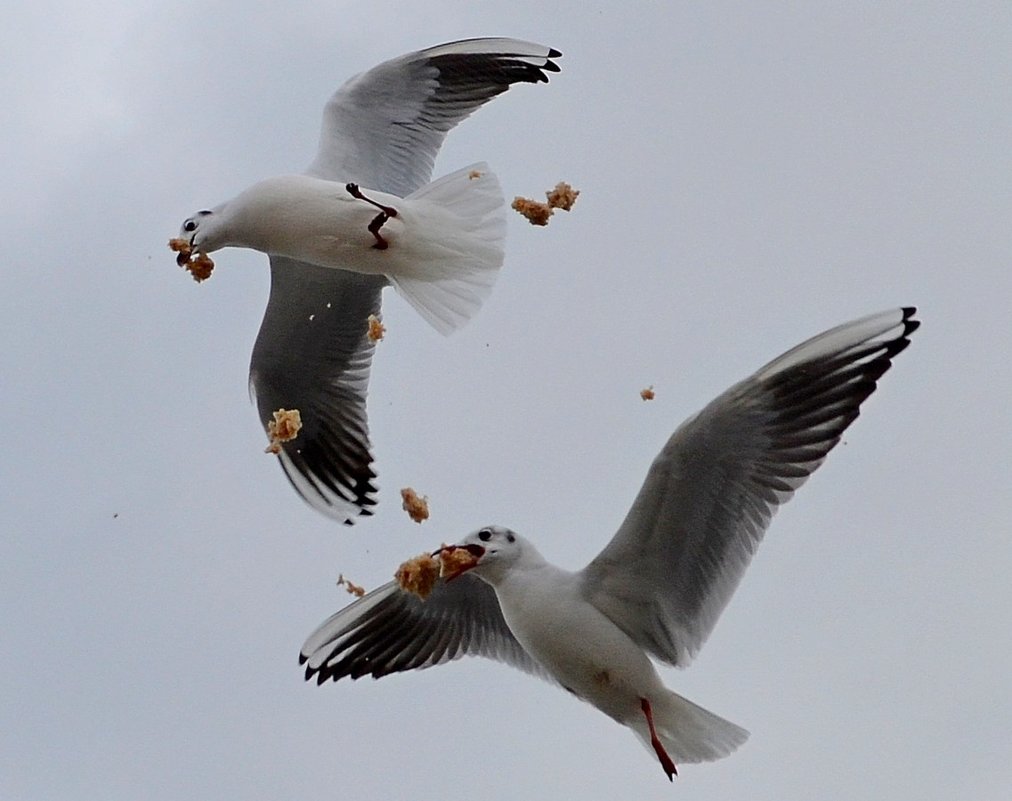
<box><xmin>366</xmin><ymin>212</ymin><xmax>391</xmax><ymax>249</ymax></box>
<box><xmin>345</xmin><ymin>183</ymin><xmax>399</xmax><ymax>217</ymax></box>
<box><xmin>346</xmin><ymin>183</ymin><xmax>399</xmax><ymax>250</ymax></box>
<box><xmin>640</xmin><ymin>697</ymin><xmax>678</xmax><ymax>782</ymax></box>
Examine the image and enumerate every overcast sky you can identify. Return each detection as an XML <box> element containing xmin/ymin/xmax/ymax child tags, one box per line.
<box><xmin>2</xmin><ymin>2</ymin><xmax>1010</xmax><ymax>800</ymax></box>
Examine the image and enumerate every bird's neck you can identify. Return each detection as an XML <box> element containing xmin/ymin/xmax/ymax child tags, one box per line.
<box><xmin>496</xmin><ymin>557</ymin><xmax>570</xmax><ymax>599</ymax></box>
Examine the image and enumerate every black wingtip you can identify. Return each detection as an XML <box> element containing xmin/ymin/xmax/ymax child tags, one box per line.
<box><xmin>341</xmin><ymin>503</ymin><xmax>375</xmax><ymax>526</ymax></box>
<box><xmin>298</xmin><ymin>652</ymin><xmax>308</xmax><ymax>666</ymax></box>
<box><xmin>547</xmin><ymin>47</ymin><xmax>563</xmax><ymax>58</ymax></box>
<box><xmin>900</xmin><ymin>307</ymin><xmax>920</xmax><ymax>337</ymax></box>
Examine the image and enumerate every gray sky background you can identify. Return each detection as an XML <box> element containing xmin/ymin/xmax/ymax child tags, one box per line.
<box><xmin>2</xmin><ymin>2</ymin><xmax>1010</xmax><ymax>799</ymax></box>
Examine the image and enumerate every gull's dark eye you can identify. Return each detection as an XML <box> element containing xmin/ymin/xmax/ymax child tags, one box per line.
<box><xmin>506</xmin><ymin>532</ymin><xmax>515</xmax><ymax>543</ymax></box>
<box><xmin>183</xmin><ymin>220</ymin><xmax>197</xmax><ymax>232</ymax></box>
<box><xmin>478</xmin><ymin>528</ymin><xmax>492</xmax><ymax>542</ymax></box>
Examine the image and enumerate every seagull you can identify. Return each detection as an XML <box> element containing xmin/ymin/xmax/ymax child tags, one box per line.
<box><xmin>175</xmin><ymin>39</ymin><xmax>562</xmax><ymax>524</ymax></box>
<box><xmin>300</xmin><ymin>307</ymin><xmax>920</xmax><ymax>780</ymax></box>
<box><xmin>178</xmin><ymin>164</ymin><xmax>507</xmax><ymax>334</ymax></box>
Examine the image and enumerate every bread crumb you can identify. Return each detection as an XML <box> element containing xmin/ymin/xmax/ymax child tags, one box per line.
<box><xmin>186</xmin><ymin>252</ymin><xmax>215</xmax><ymax>282</ymax></box>
<box><xmin>395</xmin><ymin>552</ymin><xmax>441</xmax><ymax>599</ymax></box>
<box><xmin>168</xmin><ymin>238</ymin><xmax>191</xmax><ymax>259</ymax></box>
<box><xmin>168</xmin><ymin>238</ymin><xmax>215</xmax><ymax>282</ymax></box>
<box><xmin>640</xmin><ymin>386</ymin><xmax>656</xmax><ymax>401</ymax></box>
<box><xmin>400</xmin><ymin>487</ymin><xmax>429</xmax><ymax>523</ymax></box>
<box><xmin>336</xmin><ymin>573</ymin><xmax>366</xmax><ymax>598</ymax></box>
<box><xmin>468</xmin><ymin>169</ymin><xmax>483</xmax><ymax>180</ymax></box>
<box><xmin>367</xmin><ymin>314</ymin><xmax>385</xmax><ymax>342</ymax></box>
<box><xmin>264</xmin><ymin>408</ymin><xmax>303</xmax><ymax>454</ymax></box>
<box><xmin>511</xmin><ymin>196</ymin><xmax>553</xmax><ymax>226</ymax></box>
<box><xmin>439</xmin><ymin>546</ymin><xmax>480</xmax><ymax>578</ymax></box>
<box><xmin>512</xmin><ymin>182</ymin><xmax>579</xmax><ymax>226</ymax></box>
<box><xmin>546</xmin><ymin>181</ymin><xmax>580</xmax><ymax>211</ymax></box>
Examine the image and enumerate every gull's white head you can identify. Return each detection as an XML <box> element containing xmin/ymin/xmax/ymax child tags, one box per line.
<box><xmin>178</xmin><ymin>207</ymin><xmax>227</xmax><ymax>255</ymax></box>
<box><xmin>441</xmin><ymin>525</ymin><xmax>535</xmax><ymax>585</ymax></box>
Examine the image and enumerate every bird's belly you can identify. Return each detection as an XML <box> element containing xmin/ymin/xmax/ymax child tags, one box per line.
<box><xmin>267</xmin><ymin>209</ymin><xmax>404</xmax><ymax>272</ymax></box>
<box><xmin>261</xmin><ymin>198</ymin><xmax>469</xmax><ymax>280</ymax></box>
<box><xmin>499</xmin><ymin>589</ymin><xmax>661</xmax><ymax>722</ymax></box>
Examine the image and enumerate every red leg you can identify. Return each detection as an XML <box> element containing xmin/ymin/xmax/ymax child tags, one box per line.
<box><xmin>640</xmin><ymin>697</ymin><xmax>678</xmax><ymax>782</ymax></box>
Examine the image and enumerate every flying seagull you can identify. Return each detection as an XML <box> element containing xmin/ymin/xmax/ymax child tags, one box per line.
<box><xmin>175</xmin><ymin>39</ymin><xmax>561</xmax><ymax>524</ymax></box>
<box><xmin>300</xmin><ymin>307</ymin><xmax>919</xmax><ymax>780</ymax></box>
<box><xmin>178</xmin><ymin>165</ymin><xmax>507</xmax><ymax>333</ymax></box>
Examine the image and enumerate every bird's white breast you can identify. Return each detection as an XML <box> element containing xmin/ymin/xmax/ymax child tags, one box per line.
<box><xmin>227</xmin><ymin>175</ymin><xmax>387</xmax><ymax>255</ymax></box>
<box><xmin>494</xmin><ymin>565</ymin><xmax>663</xmax><ymax>722</ymax></box>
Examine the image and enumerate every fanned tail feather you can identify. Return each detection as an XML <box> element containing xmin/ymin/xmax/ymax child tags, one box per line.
<box><xmin>632</xmin><ymin>690</ymin><xmax>749</xmax><ymax>765</ymax></box>
<box><xmin>389</xmin><ymin>162</ymin><xmax>506</xmax><ymax>334</ymax></box>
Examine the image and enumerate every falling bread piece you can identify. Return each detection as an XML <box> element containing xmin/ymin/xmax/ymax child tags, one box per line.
<box><xmin>640</xmin><ymin>386</ymin><xmax>656</xmax><ymax>401</ymax></box>
<box><xmin>337</xmin><ymin>573</ymin><xmax>366</xmax><ymax>598</ymax></box>
<box><xmin>265</xmin><ymin>408</ymin><xmax>303</xmax><ymax>454</ymax></box>
<box><xmin>511</xmin><ymin>197</ymin><xmax>553</xmax><ymax>226</ymax></box>
<box><xmin>545</xmin><ymin>181</ymin><xmax>580</xmax><ymax>211</ymax></box>
<box><xmin>400</xmin><ymin>487</ymin><xmax>430</xmax><ymax>523</ymax></box>
<box><xmin>512</xmin><ymin>181</ymin><xmax>580</xmax><ymax>226</ymax></box>
<box><xmin>367</xmin><ymin>314</ymin><xmax>385</xmax><ymax>342</ymax></box>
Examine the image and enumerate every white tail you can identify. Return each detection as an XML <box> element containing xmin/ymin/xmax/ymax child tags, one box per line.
<box><xmin>387</xmin><ymin>162</ymin><xmax>506</xmax><ymax>334</ymax></box>
<box><xmin>631</xmin><ymin>689</ymin><xmax>749</xmax><ymax>765</ymax></box>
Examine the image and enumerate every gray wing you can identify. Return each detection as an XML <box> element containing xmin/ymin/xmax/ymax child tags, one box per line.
<box><xmin>579</xmin><ymin>308</ymin><xmax>920</xmax><ymax>667</ymax></box>
<box><xmin>251</xmin><ymin>39</ymin><xmax>561</xmax><ymax>524</ymax></box>
<box><xmin>250</xmin><ymin>259</ymin><xmax>384</xmax><ymax>523</ymax></box>
<box><xmin>300</xmin><ymin>574</ymin><xmax>550</xmax><ymax>683</ymax></box>
<box><xmin>306</xmin><ymin>37</ymin><xmax>562</xmax><ymax>195</ymax></box>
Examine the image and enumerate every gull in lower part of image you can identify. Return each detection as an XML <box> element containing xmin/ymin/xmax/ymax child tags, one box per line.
<box><xmin>173</xmin><ymin>39</ymin><xmax>562</xmax><ymax>524</ymax></box>
<box><xmin>300</xmin><ymin>307</ymin><xmax>920</xmax><ymax>781</ymax></box>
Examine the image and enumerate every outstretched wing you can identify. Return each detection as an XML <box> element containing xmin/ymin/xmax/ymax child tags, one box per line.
<box><xmin>250</xmin><ymin>260</ymin><xmax>383</xmax><ymax>523</ymax></box>
<box><xmin>307</xmin><ymin>38</ymin><xmax>562</xmax><ymax>195</ymax></box>
<box><xmin>301</xmin><ymin>574</ymin><xmax>551</xmax><ymax>683</ymax></box>
<box><xmin>580</xmin><ymin>308</ymin><xmax>919</xmax><ymax>666</ymax></box>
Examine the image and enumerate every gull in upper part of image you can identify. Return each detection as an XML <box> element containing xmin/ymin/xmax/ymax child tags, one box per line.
<box><xmin>176</xmin><ymin>163</ymin><xmax>505</xmax><ymax>334</ymax></box>
<box><xmin>300</xmin><ymin>307</ymin><xmax>920</xmax><ymax>781</ymax></box>
<box><xmin>170</xmin><ymin>39</ymin><xmax>562</xmax><ymax>524</ymax></box>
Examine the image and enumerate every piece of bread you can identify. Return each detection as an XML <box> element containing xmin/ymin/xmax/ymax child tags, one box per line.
<box><xmin>168</xmin><ymin>238</ymin><xmax>215</xmax><ymax>282</ymax></box>
<box><xmin>400</xmin><ymin>487</ymin><xmax>430</xmax><ymax>523</ymax></box>
<box><xmin>438</xmin><ymin>547</ymin><xmax>480</xmax><ymax>578</ymax></box>
<box><xmin>264</xmin><ymin>408</ymin><xmax>303</xmax><ymax>454</ymax></box>
<box><xmin>394</xmin><ymin>553</ymin><xmax>441</xmax><ymax>600</ymax></box>
<box><xmin>546</xmin><ymin>181</ymin><xmax>580</xmax><ymax>211</ymax></box>
<box><xmin>336</xmin><ymin>573</ymin><xmax>366</xmax><ymax>598</ymax></box>
<box><xmin>511</xmin><ymin>196</ymin><xmax>553</xmax><ymax>226</ymax></box>
<box><xmin>367</xmin><ymin>314</ymin><xmax>385</xmax><ymax>342</ymax></box>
